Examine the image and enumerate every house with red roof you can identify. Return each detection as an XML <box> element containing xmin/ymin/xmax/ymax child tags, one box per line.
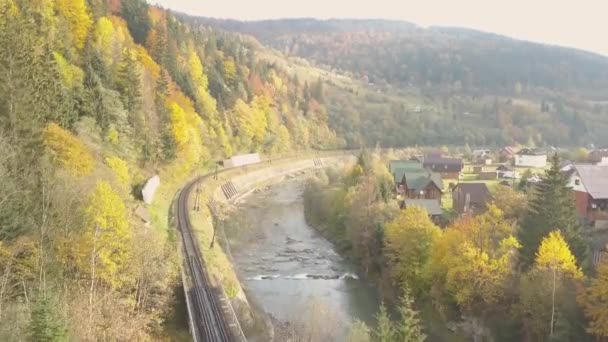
<box><xmin>567</xmin><ymin>164</ymin><xmax>608</xmax><ymax>228</ymax></box>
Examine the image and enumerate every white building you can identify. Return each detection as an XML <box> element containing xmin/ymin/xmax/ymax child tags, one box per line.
<box><xmin>472</xmin><ymin>149</ymin><xmax>491</xmax><ymax>158</ymax></box>
<box><xmin>514</xmin><ymin>149</ymin><xmax>547</xmax><ymax>168</ymax></box>
<box><xmin>223</xmin><ymin>153</ymin><xmax>261</xmax><ymax>168</ymax></box>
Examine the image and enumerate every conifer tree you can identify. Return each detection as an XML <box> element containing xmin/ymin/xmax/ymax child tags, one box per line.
<box><xmin>374</xmin><ymin>304</ymin><xmax>394</xmax><ymax>342</ymax></box>
<box><xmin>579</xmin><ymin>260</ymin><xmax>608</xmax><ymax>338</ymax></box>
<box><xmin>396</xmin><ymin>289</ymin><xmax>426</xmax><ymax>342</ymax></box>
<box><xmin>519</xmin><ymin>153</ymin><xmax>586</xmax><ymax>266</ymax></box>
<box><xmin>116</xmin><ymin>50</ymin><xmax>142</xmax><ymax>114</ymax></box>
<box><xmin>120</xmin><ymin>0</ymin><xmax>150</xmax><ymax>45</ymax></box>
<box><xmin>30</xmin><ymin>295</ymin><xmax>66</xmax><ymax>342</ymax></box>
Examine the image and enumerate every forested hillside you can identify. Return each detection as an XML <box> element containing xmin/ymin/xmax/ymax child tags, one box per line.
<box><xmin>190</xmin><ymin>17</ymin><xmax>608</xmax><ymax>148</ymax></box>
<box><xmin>194</xmin><ymin>18</ymin><xmax>608</xmax><ymax>96</ymax></box>
<box><xmin>0</xmin><ymin>0</ymin><xmax>343</xmax><ymax>339</ymax></box>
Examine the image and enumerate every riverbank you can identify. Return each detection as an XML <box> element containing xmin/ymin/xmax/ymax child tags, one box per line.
<box><xmin>301</xmin><ymin>163</ymin><xmax>467</xmax><ymax>342</ymax></box>
<box><xmin>223</xmin><ymin>178</ymin><xmax>380</xmax><ymax>340</ymax></box>
<box><xmin>174</xmin><ymin>153</ymin><xmax>356</xmax><ymax>340</ymax></box>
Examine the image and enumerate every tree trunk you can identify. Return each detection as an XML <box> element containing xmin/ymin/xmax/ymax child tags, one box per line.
<box><xmin>89</xmin><ymin>224</ymin><xmax>100</xmax><ymax>336</ymax></box>
<box><xmin>550</xmin><ymin>268</ymin><xmax>556</xmax><ymax>337</ymax></box>
<box><xmin>21</xmin><ymin>279</ymin><xmax>29</xmax><ymax>305</ymax></box>
<box><xmin>0</xmin><ymin>261</ymin><xmax>13</xmax><ymax>320</ymax></box>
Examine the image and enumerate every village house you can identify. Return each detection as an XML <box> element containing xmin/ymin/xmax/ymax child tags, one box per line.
<box><xmin>400</xmin><ymin>199</ymin><xmax>443</xmax><ymax>221</ymax></box>
<box><xmin>567</xmin><ymin>164</ymin><xmax>608</xmax><ymax>229</ymax></box>
<box><xmin>499</xmin><ymin>146</ymin><xmax>519</xmax><ymax>162</ymax></box>
<box><xmin>452</xmin><ymin>183</ymin><xmax>492</xmax><ymax>215</ymax></box>
<box><xmin>389</xmin><ymin>159</ymin><xmax>421</xmax><ymax>173</ymax></box>
<box><xmin>472</xmin><ymin>149</ymin><xmax>491</xmax><ymax>159</ymax></box>
<box><xmin>422</xmin><ymin>155</ymin><xmax>464</xmax><ymax>178</ymax></box>
<box><xmin>496</xmin><ymin>164</ymin><xmax>519</xmax><ymax>179</ymax></box>
<box><xmin>472</xmin><ymin>149</ymin><xmax>492</xmax><ymax>165</ymax></box>
<box><xmin>589</xmin><ymin>149</ymin><xmax>608</xmax><ymax>165</ymax></box>
<box><xmin>389</xmin><ymin>160</ymin><xmax>443</xmax><ymax>201</ymax></box>
<box><xmin>514</xmin><ymin>148</ymin><xmax>548</xmax><ymax>168</ymax></box>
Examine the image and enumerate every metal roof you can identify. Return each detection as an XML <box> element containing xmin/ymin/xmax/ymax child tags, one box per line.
<box><xmin>393</xmin><ymin>168</ymin><xmax>444</xmax><ymax>191</ymax></box>
<box><xmin>422</xmin><ymin>155</ymin><xmax>464</xmax><ymax>173</ymax></box>
<box><xmin>389</xmin><ymin>160</ymin><xmax>423</xmax><ymax>172</ymax></box>
<box><xmin>452</xmin><ymin>183</ymin><xmax>492</xmax><ymax>204</ymax></box>
<box><xmin>575</xmin><ymin>164</ymin><xmax>608</xmax><ymax>199</ymax></box>
<box><xmin>402</xmin><ymin>199</ymin><xmax>443</xmax><ymax>216</ymax></box>
<box><xmin>517</xmin><ymin>148</ymin><xmax>549</xmax><ymax>156</ymax></box>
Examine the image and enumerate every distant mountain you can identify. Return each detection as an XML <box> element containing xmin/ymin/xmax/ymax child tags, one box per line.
<box><xmin>177</xmin><ymin>16</ymin><xmax>608</xmax><ymax>147</ymax></box>
<box><xmin>188</xmin><ymin>18</ymin><xmax>608</xmax><ymax>99</ymax></box>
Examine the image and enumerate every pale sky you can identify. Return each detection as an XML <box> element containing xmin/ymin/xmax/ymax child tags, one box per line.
<box><xmin>149</xmin><ymin>0</ymin><xmax>608</xmax><ymax>56</ymax></box>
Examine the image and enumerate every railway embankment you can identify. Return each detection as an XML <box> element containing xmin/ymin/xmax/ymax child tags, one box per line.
<box><xmin>176</xmin><ymin>153</ymin><xmax>355</xmax><ymax>339</ymax></box>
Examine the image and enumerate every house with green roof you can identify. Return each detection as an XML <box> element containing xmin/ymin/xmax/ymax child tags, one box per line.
<box><xmin>389</xmin><ymin>160</ymin><xmax>424</xmax><ymax>173</ymax></box>
<box><xmin>390</xmin><ymin>160</ymin><xmax>444</xmax><ymax>202</ymax></box>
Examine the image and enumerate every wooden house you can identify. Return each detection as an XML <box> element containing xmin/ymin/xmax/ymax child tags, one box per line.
<box><xmin>452</xmin><ymin>183</ymin><xmax>492</xmax><ymax>215</ymax></box>
<box><xmin>390</xmin><ymin>160</ymin><xmax>443</xmax><ymax>201</ymax></box>
<box><xmin>422</xmin><ymin>155</ymin><xmax>464</xmax><ymax>179</ymax></box>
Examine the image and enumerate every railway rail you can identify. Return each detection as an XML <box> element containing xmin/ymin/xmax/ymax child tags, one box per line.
<box><xmin>177</xmin><ymin>176</ymin><xmax>236</xmax><ymax>342</ymax></box>
<box><xmin>175</xmin><ymin>150</ymin><xmax>355</xmax><ymax>341</ymax></box>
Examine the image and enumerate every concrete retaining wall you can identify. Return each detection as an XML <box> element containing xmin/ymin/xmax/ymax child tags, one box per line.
<box><xmin>213</xmin><ymin>155</ymin><xmax>354</xmax><ymax>204</ymax></box>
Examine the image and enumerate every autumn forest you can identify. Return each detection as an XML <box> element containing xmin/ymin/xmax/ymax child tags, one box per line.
<box><xmin>2</xmin><ymin>0</ymin><xmax>608</xmax><ymax>341</ymax></box>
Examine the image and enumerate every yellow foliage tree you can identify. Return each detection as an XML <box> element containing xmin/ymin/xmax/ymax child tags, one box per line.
<box><xmin>186</xmin><ymin>49</ymin><xmax>232</xmax><ymax>155</ymax></box>
<box><xmin>446</xmin><ymin>236</ymin><xmax>520</xmax><ymax>307</ymax></box>
<box><xmin>534</xmin><ymin>230</ymin><xmax>582</xmax><ymax>337</ymax></box>
<box><xmin>384</xmin><ymin>206</ymin><xmax>441</xmax><ymax>296</ymax></box>
<box><xmin>535</xmin><ymin>231</ymin><xmax>582</xmax><ymax>277</ymax></box>
<box><xmin>77</xmin><ymin>181</ymin><xmax>131</xmax><ymax>289</ymax></box>
<box><xmin>0</xmin><ymin>0</ymin><xmax>19</xmax><ymax>20</ymax></box>
<box><xmin>105</xmin><ymin>156</ymin><xmax>130</xmax><ymax>188</ymax></box>
<box><xmin>168</xmin><ymin>102</ymin><xmax>209</xmax><ymax>173</ymax></box>
<box><xmin>276</xmin><ymin>125</ymin><xmax>291</xmax><ymax>153</ymax></box>
<box><xmin>93</xmin><ymin>16</ymin><xmax>128</xmax><ymax>68</ymax></box>
<box><xmin>269</xmin><ymin>70</ymin><xmax>285</xmax><ymax>95</ymax></box>
<box><xmin>222</xmin><ymin>57</ymin><xmax>237</xmax><ymax>84</ymax></box>
<box><xmin>579</xmin><ymin>260</ymin><xmax>608</xmax><ymax>337</ymax></box>
<box><xmin>427</xmin><ymin>206</ymin><xmax>520</xmax><ymax>311</ymax></box>
<box><xmin>135</xmin><ymin>45</ymin><xmax>160</xmax><ymax>79</ymax></box>
<box><xmin>53</xmin><ymin>51</ymin><xmax>84</xmax><ymax>88</ymax></box>
<box><xmin>233</xmin><ymin>99</ymin><xmax>255</xmax><ymax>145</ymax></box>
<box><xmin>55</xmin><ymin>0</ymin><xmax>92</xmax><ymax>50</ymax></box>
<box><xmin>106</xmin><ymin>126</ymin><xmax>119</xmax><ymax>144</ymax></box>
<box><xmin>43</xmin><ymin>123</ymin><xmax>94</xmax><ymax>176</ymax></box>
<box><xmin>187</xmin><ymin>50</ymin><xmax>208</xmax><ymax>90</ymax></box>
<box><xmin>169</xmin><ymin>102</ymin><xmax>189</xmax><ymax>147</ymax></box>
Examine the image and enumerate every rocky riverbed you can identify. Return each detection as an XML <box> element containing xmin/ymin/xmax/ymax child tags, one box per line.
<box><xmin>224</xmin><ymin>178</ymin><xmax>379</xmax><ymax>340</ymax></box>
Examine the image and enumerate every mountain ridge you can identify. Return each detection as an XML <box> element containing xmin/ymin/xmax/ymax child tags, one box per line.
<box><xmin>186</xmin><ymin>16</ymin><xmax>608</xmax><ymax>98</ymax></box>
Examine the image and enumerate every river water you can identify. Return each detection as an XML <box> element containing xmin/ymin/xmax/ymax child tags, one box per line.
<box><xmin>224</xmin><ymin>178</ymin><xmax>379</xmax><ymax>337</ymax></box>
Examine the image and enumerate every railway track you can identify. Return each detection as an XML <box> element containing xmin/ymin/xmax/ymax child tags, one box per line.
<box><xmin>175</xmin><ymin>151</ymin><xmax>353</xmax><ymax>341</ymax></box>
<box><xmin>177</xmin><ymin>176</ymin><xmax>235</xmax><ymax>342</ymax></box>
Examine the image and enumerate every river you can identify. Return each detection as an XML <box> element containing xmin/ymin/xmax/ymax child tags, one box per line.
<box><xmin>224</xmin><ymin>177</ymin><xmax>379</xmax><ymax>339</ymax></box>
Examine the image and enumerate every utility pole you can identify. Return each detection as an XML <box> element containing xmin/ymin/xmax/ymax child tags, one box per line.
<box><xmin>208</xmin><ymin>200</ymin><xmax>220</xmax><ymax>248</ymax></box>
<box><xmin>193</xmin><ymin>183</ymin><xmax>202</xmax><ymax>211</ymax></box>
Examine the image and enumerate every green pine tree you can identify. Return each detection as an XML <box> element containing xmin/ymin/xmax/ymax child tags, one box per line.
<box><xmin>518</xmin><ymin>153</ymin><xmax>586</xmax><ymax>267</ymax></box>
<box><xmin>30</xmin><ymin>295</ymin><xmax>66</xmax><ymax>342</ymax></box>
<box><xmin>121</xmin><ymin>0</ymin><xmax>151</xmax><ymax>45</ymax></box>
<box><xmin>519</xmin><ymin>169</ymin><xmax>532</xmax><ymax>191</ymax></box>
<box><xmin>374</xmin><ymin>303</ymin><xmax>394</xmax><ymax>342</ymax></box>
<box><xmin>116</xmin><ymin>50</ymin><xmax>142</xmax><ymax>114</ymax></box>
<box><xmin>396</xmin><ymin>289</ymin><xmax>426</xmax><ymax>342</ymax></box>
<box><xmin>153</xmin><ymin>71</ymin><xmax>175</xmax><ymax>162</ymax></box>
